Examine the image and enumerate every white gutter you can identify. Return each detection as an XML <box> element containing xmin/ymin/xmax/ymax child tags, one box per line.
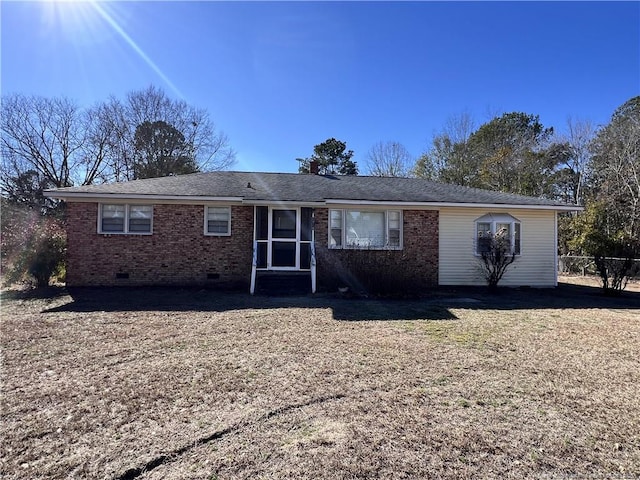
<box><xmin>44</xmin><ymin>191</ymin><xmax>582</xmax><ymax>212</ymax></box>
<box><xmin>324</xmin><ymin>199</ymin><xmax>583</xmax><ymax>212</ymax></box>
<box><xmin>241</xmin><ymin>200</ymin><xmax>325</xmax><ymax>207</ymax></box>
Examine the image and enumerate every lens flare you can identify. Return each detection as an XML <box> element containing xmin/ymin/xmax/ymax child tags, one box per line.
<box><xmin>89</xmin><ymin>2</ymin><xmax>183</xmax><ymax>99</ymax></box>
<box><xmin>39</xmin><ymin>0</ymin><xmax>183</xmax><ymax>99</ymax></box>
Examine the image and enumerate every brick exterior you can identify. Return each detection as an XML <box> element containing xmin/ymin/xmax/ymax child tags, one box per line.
<box><xmin>314</xmin><ymin>208</ymin><xmax>439</xmax><ymax>294</ymax></box>
<box><xmin>65</xmin><ymin>203</ymin><xmax>253</xmax><ymax>287</ymax></box>
<box><xmin>65</xmin><ymin>203</ymin><xmax>438</xmax><ymax>293</ymax></box>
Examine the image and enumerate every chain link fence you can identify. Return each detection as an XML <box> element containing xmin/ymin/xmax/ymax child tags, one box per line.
<box><xmin>558</xmin><ymin>255</ymin><xmax>640</xmax><ymax>278</ymax></box>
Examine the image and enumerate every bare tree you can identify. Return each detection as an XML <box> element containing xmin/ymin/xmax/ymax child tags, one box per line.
<box><xmin>444</xmin><ymin>110</ymin><xmax>477</xmax><ymax>145</ymax></box>
<box><xmin>81</xmin><ymin>102</ymin><xmax>119</xmax><ymax>184</ymax></box>
<box><xmin>365</xmin><ymin>141</ymin><xmax>412</xmax><ymax>177</ymax></box>
<box><xmin>551</xmin><ymin>117</ymin><xmax>596</xmax><ymax>204</ymax></box>
<box><xmin>589</xmin><ymin>96</ymin><xmax>640</xmax><ymax>240</ymax></box>
<box><xmin>0</xmin><ymin>94</ymin><xmax>96</xmax><ymax>189</ymax></box>
<box><xmin>413</xmin><ymin>111</ymin><xmax>476</xmax><ymax>180</ymax></box>
<box><xmin>104</xmin><ymin>86</ymin><xmax>235</xmax><ymax>180</ymax></box>
<box><xmin>2</xmin><ymin>88</ymin><xmax>236</xmax><ymax>208</ymax></box>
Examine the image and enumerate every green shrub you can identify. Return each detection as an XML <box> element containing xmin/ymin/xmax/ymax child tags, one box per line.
<box><xmin>569</xmin><ymin>202</ymin><xmax>639</xmax><ymax>295</ymax></box>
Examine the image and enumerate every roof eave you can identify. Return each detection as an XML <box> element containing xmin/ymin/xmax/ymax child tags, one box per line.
<box><xmin>240</xmin><ymin>199</ymin><xmax>325</xmax><ymax>207</ymax></box>
<box><xmin>43</xmin><ymin>191</ymin><xmax>244</xmax><ymax>203</ymax></box>
<box><xmin>44</xmin><ymin>191</ymin><xmax>583</xmax><ymax>211</ymax></box>
<box><xmin>324</xmin><ymin>199</ymin><xmax>583</xmax><ymax>211</ymax></box>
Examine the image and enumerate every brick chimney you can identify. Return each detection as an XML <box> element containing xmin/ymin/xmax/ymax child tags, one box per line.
<box><xmin>309</xmin><ymin>160</ymin><xmax>319</xmax><ymax>175</ymax></box>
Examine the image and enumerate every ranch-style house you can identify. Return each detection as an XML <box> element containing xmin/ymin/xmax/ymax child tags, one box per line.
<box><xmin>46</xmin><ymin>170</ymin><xmax>580</xmax><ymax>294</ymax></box>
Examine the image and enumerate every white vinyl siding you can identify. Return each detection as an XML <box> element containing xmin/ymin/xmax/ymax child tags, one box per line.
<box><xmin>99</xmin><ymin>204</ymin><xmax>152</xmax><ymax>234</ymax></box>
<box><xmin>205</xmin><ymin>206</ymin><xmax>231</xmax><ymax>236</ymax></box>
<box><xmin>439</xmin><ymin>208</ymin><xmax>557</xmax><ymax>287</ymax></box>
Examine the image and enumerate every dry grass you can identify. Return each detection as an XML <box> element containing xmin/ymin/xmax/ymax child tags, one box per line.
<box><xmin>1</xmin><ymin>278</ymin><xmax>639</xmax><ymax>479</ymax></box>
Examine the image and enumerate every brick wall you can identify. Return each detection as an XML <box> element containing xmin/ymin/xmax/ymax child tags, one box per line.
<box><xmin>65</xmin><ymin>203</ymin><xmax>253</xmax><ymax>288</ymax></box>
<box><xmin>314</xmin><ymin>208</ymin><xmax>439</xmax><ymax>294</ymax></box>
<box><xmin>65</xmin><ymin>203</ymin><xmax>438</xmax><ymax>293</ymax></box>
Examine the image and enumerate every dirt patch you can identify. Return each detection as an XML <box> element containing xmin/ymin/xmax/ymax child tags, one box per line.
<box><xmin>1</xmin><ymin>278</ymin><xmax>639</xmax><ymax>479</ymax></box>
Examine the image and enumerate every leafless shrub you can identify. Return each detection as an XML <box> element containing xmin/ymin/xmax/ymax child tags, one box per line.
<box><xmin>476</xmin><ymin>232</ymin><xmax>516</xmax><ymax>291</ymax></box>
<box><xmin>316</xmin><ymin>246</ymin><xmax>427</xmax><ymax>296</ymax></box>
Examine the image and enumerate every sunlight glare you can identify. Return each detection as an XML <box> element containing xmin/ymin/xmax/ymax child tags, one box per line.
<box><xmin>40</xmin><ymin>0</ymin><xmax>101</xmax><ymax>38</ymax></box>
<box><xmin>38</xmin><ymin>0</ymin><xmax>183</xmax><ymax>99</ymax></box>
<box><xmin>90</xmin><ymin>2</ymin><xmax>184</xmax><ymax>99</ymax></box>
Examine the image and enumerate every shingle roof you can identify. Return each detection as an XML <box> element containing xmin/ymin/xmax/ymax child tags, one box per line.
<box><xmin>46</xmin><ymin>171</ymin><xmax>578</xmax><ymax>208</ymax></box>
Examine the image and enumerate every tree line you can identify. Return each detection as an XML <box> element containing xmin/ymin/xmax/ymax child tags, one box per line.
<box><xmin>296</xmin><ymin>96</ymin><xmax>639</xmax><ymax>292</ymax></box>
<box><xmin>1</xmin><ymin>86</ymin><xmax>236</xmax><ymax>285</ymax></box>
<box><xmin>1</xmin><ymin>86</ymin><xmax>235</xmax><ymax>211</ymax></box>
<box><xmin>1</xmin><ymin>87</ymin><xmax>638</xmax><ymax>291</ymax></box>
<box><xmin>410</xmin><ymin>98</ymin><xmax>639</xmax><ymax>270</ymax></box>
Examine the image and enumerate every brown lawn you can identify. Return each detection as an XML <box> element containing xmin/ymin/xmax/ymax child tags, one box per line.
<box><xmin>1</xmin><ymin>277</ymin><xmax>639</xmax><ymax>479</ymax></box>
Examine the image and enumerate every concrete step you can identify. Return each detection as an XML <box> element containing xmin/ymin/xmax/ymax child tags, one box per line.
<box><xmin>255</xmin><ymin>272</ymin><xmax>312</xmax><ymax>296</ymax></box>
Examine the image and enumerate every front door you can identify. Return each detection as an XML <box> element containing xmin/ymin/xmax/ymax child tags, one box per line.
<box><xmin>255</xmin><ymin>207</ymin><xmax>313</xmax><ymax>271</ymax></box>
<box><xmin>271</xmin><ymin>209</ymin><xmax>297</xmax><ymax>268</ymax></box>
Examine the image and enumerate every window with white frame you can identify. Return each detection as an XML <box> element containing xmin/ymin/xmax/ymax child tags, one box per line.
<box><xmin>329</xmin><ymin>209</ymin><xmax>402</xmax><ymax>249</ymax></box>
<box><xmin>205</xmin><ymin>206</ymin><xmax>231</xmax><ymax>235</ymax></box>
<box><xmin>475</xmin><ymin>213</ymin><xmax>521</xmax><ymax>255</ymax></box>
<box><xmin>99</xmin><ymin>204</ymin><xmax>153</xmax><ymax>234</ymax></box>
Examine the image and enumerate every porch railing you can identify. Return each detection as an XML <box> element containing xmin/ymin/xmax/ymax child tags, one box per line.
<box><xmin>310</xmin><ymin>241</ymin><xmax>317</xmax><ymax>294</ymax></box>
<box><xmin>250</xmin><ymin>240</ymin><xmax>317</xmax><ymax>294</ymax></box>
<box><xmin>250</xmin><ymin>240</ymin><xmax>258</xmax><ymax>295</ymax></box>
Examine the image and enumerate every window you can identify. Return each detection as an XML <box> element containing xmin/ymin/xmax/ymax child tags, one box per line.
<box><xmin>476</xmin><ymin>222</ymin><xmax>492</xmax><ymax>254</ymax></box>
<box><xmin>99</xmin><ymin>204</ymin><xmax>152</xmax><ymax>234</ymax></box>
<box><xmin>272</xmin><ymin>209</ymin><xmax>296</xmax><ymax>238</ymax></box>
<box><xmin>101</xmin><ymin>204</ymin><xmax>125</xmax><ymax>233</ymax></box>
<box><xmin>329</xmin><ymin>209</ymin><xmax>402</xmax><ymax>249</ymax></box>
<box><xmin>128</xmin><ymin>205</ymin><xmax>153</xmax><ymax>233</ymax></box>
<box><xmin>387</xmin><ymin>210</ymin><xmax>401</xmax><ymax>247</ymax></box>
<box><xmin>330</xmin><ymin>210</ymin><xmax>343</xmax><ymax>247</ymax></box>
<box><xmin>205</xmin><ymin>206</ymin><xmax>231</xmax><ymax>235</ymax></box>
<box><xmin>475</xmin><ymin>213</ymin><xmax>521</xmax><ymax>255</ymax></box>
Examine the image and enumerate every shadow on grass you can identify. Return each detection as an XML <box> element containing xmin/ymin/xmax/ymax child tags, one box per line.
<box><xmin>4</xmin><ymin>281</ymin><xmax>638</xmax><ymax>322</ymax></box>
<box><xmin>438</xmin><ymin>281</ymin><xmax>640</xmax><ymax>311</ymax></box>
<box><xmin>2</xmin><ymin>285</ymin><xmax>69</xmax><ymax>301</ymax></box>
<box><xmin>27</xmin><ymin>286</ymin><xmax>457</xmax><ymax>321</ymax></box>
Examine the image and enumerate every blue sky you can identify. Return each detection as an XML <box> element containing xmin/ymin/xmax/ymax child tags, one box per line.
<box><xmin>2</xmin><ymin>1</ymin><xmax>639</xmax><ymax>174</ymax></box>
